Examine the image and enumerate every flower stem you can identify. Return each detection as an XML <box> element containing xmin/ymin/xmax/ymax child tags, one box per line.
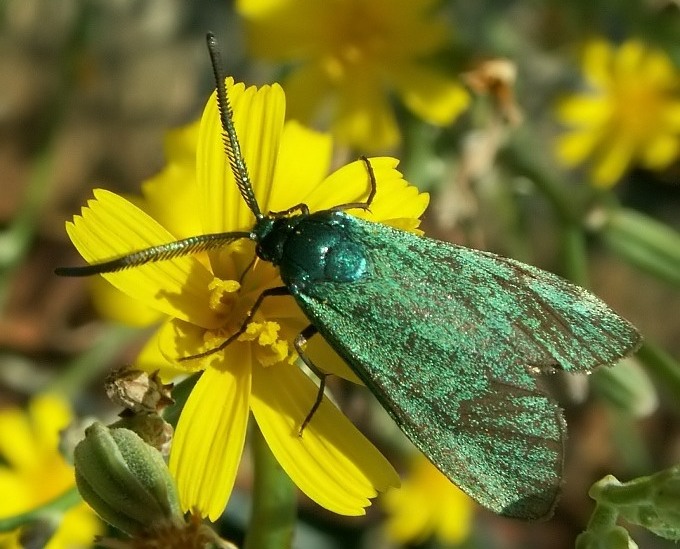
<box><xmin>637</xmin><ymin>342</ymin><xmax>680</xmax><ymax>402</ymax></box>
<box><xmin>244</xmin><ymin>423</ymin><xmax>296</xmax><ymax>549</ymax></box>
<box><xmin>0</xmin><ymin>487</ymin><xmax>81</xmax><ymax>531</ymax></box>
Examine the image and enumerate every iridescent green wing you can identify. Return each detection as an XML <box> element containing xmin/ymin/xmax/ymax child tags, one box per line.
<box><xmin>293</xmin><ymin>216</ymin><xmax>640</xmax><ymax>520</ymax></box>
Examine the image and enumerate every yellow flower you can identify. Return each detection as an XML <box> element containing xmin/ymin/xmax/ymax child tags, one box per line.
<box><xmin>382</xmin><ymin>455</ymin><xmax>475</xmax><ymax>545</ymax></box>
<box><xmin>555</xmin><ymin>38</ymin><xmax>680</xmax><ymax>187</ymax></box>
<box><xmin>0</xmin><ymin>394</ymin><xmax>102</xmax><ymax>549</ymax></box>
<box><xmin>64</xmin><ymin>79</ymin><xmax>430</xmax><ymax>520</ymax></box>
<box><xmin>237</xmin><ymin>0</ymin><xmax>470</xmax><ymax>151</ymax></box>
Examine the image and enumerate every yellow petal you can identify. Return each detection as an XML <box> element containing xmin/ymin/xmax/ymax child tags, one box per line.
<box><xmin>169</xmin><ymin>361</ymin><xmax>251</xmax><ymax>521</ymax></box>
<box><xmin>591</xmin><ymin>135</ymin><xmax>636</xmax><ymax>187</ymax></box>
<box><xmin>153</xmin><ymin>317</ymin><xmax>223</xmax><ymax>372</ymax></box>
<box><xmin>0</xmin><ymin>409</ymin><xmax>37</xmax><ymax>471</ymax></box>
<box><xmin>266</xmin><ymin>120</ymin><xmax>333</xmax><ymax>212</ymax></box>
<box><xmin>141</xmin><ymin>119</ymin><xmax>203</xmax><ymax>239</ymax></box>
<box><xmin>333</xmin><ymin>74</ymin><xmax>400</xmax><ymax>151</ymax></box>
<box><xmin>0</xmin><ymin>468</ymin><xmax>29</xmax><ymax>516</ymax></box>
<box><xmin>390</xmin><ymin>65</ymin><xmax>470</xmax><ymax>125</ymax></box>
<box><xmin>582</xmin><ymin>39</ymin><xmax>613</xmax><ymax>88</ymax></box>
<box><xmin>614</xmin><ymin>40</ymin><xmax>645</xmax><ymax>79</ymax></box>
<box><xmin>163</xmin><ymin>119</ymin><xmax>201</xmax><ymax>165</ymax></box>
<box><xmin>239</xmin><ymin>0</ymin><xmax>324</xmax><ymax>59</ymax></box>
<box><xmin>0</xmin><ymin>531</ymin><xmax>21</xmax><ymax>548</ymax></box>
<box><xmin>306</xmin><ymin>336</ymin><xmax>362</xmax><ymax>384</ymax></box>
<box><xmin>141</xmin><ymin>164</ymin><xmax>202</xmax><ymax>241</ymax></box>
<box><xmin>305</xmin><ymin>157</ymin><xmax>404</xmax><ymax>213</ymax></box>
<box><xmin>555</xmin><ymin>95</ymin><xmax>611</xmax><ymax>126</ymax></box>
<box><xmin>284</xmin><ymin>64</ymin><xmax>334</xmax><ymax>124</ymax></box>
<box><xmin>554</xmin><ymin>128</ymin><xmax>605</xmax><ymax>166</ymax></box>
<box><xmin>65</xmin><ymin>189</ymin><xmax>220</xmax><ymax>329</ymax></box>
<box><xmin>197</xmin><ymin>79</ymin><xmax>286</xmax><ymax>234</ymax></box>
<box><xmin>47</xmin><ymin>502</ymin><xmax>104</xmax><ymax>549</ymax></box>
<box><xmin>29</xmin><ymin>394</ymin><xmax>72</xmax><ymax>456</ymax></box>
<box><xmin>250</xmin><ymin>361</ymin><xmax>399</xmax><ymax>515</ymax></box>
<box><xmin>89</xmin><ymin>276</ymin><xmax>162</xmax><ymax>327</ymax></box>
<box><xmin>134</xmin><ymin>322</ymin><xmax>188</xmax><ymax>381</ymax></box>
<box><xmin>640</xmin><ymin>133</ymin><xmax>680</xmax><ymax>169</ymax></box>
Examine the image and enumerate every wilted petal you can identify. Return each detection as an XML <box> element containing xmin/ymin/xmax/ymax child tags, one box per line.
<box><xmin>250</xmin><ymin>361</ymin><xmax>399</xmax><ymax>515</ymax></box>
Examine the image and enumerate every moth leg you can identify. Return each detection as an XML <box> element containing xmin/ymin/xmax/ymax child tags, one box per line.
<box><xmin>330</xmin><ymin>156</ymin><xmax>377</xmax><ymax>212</ymax></box>
<box><xmin>179</xmin><ymin>286</ymin><xmax>290</xmax><ymax>361</ymax></box>
<box><xmin>270</xmin><ymin>203</ymin><xmax>310</xmax><ymax>217</ymax></box>
<box><xmin>238</xmin><ymin>254</ymin><xmax>258</xmax><ymax>284</ymax></box>
<box><xmin>294</xmin><ymin>325</ymin><xmax>329</xmax><ymax>436</ymax></box>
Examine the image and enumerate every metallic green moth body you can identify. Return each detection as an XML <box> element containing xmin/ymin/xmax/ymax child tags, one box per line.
<box><xmin>57</xmin><ymin>35</ymin><xmax>642</xmax><ymax>522</ymax></box>
<box><xmin>262</xmin><ymin>209</ymin><xmax>641</xmax><ymax>519</ymax></box>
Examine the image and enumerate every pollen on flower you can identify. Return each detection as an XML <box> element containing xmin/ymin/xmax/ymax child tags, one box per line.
<box><xmin>207</xmin><ymin>278</ymin><xmax>241</xmax><ymax>317</ymax></box>
<box><xmin>240</xmin><ymin>321</ymin><xmax>290</xmax><ymax>367</ymax></box>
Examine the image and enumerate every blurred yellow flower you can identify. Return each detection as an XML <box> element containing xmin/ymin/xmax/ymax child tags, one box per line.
<box><xmin>0</xmin><ymin>394</ymin><xmax>102</xmax><ymax>549</ymax></box>
<box><xmin>555</xmin><ymin>38</ymin><xmax>680</xmax><ymax>187</ymax></box>
<box><xmin>382</xmin><ymin>455</ymin><xmax>475</xmax><ymax>545</ymax></box>
<box><xmin>237</xmin><ymin>0</ymin><xmax>470</xmax><ymax>151</ymax></box>
<box><xmin>64</xmin><ymin>78</ymin><xmax>431</xmax><ymax>520</ymax></box>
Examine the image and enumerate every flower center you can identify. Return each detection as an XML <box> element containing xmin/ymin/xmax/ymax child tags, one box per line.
<box><xmin>323</xmin><ymin>3</ymin><xmax>387</xmax><ymax>80</ymax></box>
<box><xmin>202</xmin><ymin>277</ymin><xmax>292</xmax><ymax>368</ymax></box>
<box><xmin>611</xmin><ymin>77</ymin><xmax>666</xmax><ymax>141</ymax></box>
<box><xmin>207</xmin><ymin>278</ymin><xmax>241</xmax><ymax>320</ymax></box>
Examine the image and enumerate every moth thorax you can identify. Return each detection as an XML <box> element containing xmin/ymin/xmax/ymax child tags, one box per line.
<box><xmin>277</xmin><ymin>212</ymin><xmax>370</xmax><ymax>288</ymax></box>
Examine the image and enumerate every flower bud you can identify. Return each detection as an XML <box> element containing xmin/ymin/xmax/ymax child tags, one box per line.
<box><xmin>74</xmin><ymin>422</ymin><xmax>182</xmax><ymax>536</ymax></box>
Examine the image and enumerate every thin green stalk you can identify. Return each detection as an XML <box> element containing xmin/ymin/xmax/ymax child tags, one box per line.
<box><xmin>637</xmin><ymin>342</ymin><xmax>680</xmax><ymax>403</ymax></box>
<box><xmin>244</xmin><ymin>423</ymin><xmax>296</xmax><ymax>549</ymax></box>
<box><xmin>0</xmin><ymin>487</ymin><xmax>81</xmax><ymax>531</ymax></box>
<box><xmin>559</xmin><ymin>222</ymin><xmax>590</xmax><ymax>287</ymax></box>
<box><xmin>0</xmin><ymin>146</ymin><xmax>55</xmax><ymax>308</ymax></box>
<box><xmin>499</xmin><ymin>129</ymin><xmax>581</xmax><ymax>224</ymax></box>
<box><xmin>48</xmin><ymin>324</ymin><xmax>143</xmax><ymax>399</ymax></box>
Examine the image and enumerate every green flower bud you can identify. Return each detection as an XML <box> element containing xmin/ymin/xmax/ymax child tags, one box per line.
<box><xmin>74</xmin><ymin>422</ymin><xmax>182</xmax><ymax>536</ymax></box>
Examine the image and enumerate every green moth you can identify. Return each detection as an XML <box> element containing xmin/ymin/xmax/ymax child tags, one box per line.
<box><xmin>56</xmin><ymin>33</ymin><xmax>641</xmax><ymax>520</ymax></box>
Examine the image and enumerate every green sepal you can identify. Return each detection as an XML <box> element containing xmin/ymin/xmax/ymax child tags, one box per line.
<box><xmin>74</xmin><ymin>422</ymin><xmax>182</xmax><ymax>536</ymax></box>
<box><xmin>585</xmin><ymin>466</ymin><xmax>680</xmax><ymax>542</ymax></box>
<box><xmin>601</xmin><ymin>208</ymin><xmax>680</xmax><ymax>287</ymax></box>
<box><xmin>575</xmin><ymin>524</ymin><xmax>638</xmax><ymax>549</ymax></box>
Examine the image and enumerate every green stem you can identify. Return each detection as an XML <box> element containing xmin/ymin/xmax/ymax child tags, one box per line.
<box><xmin>591</xmin><ymin>475</ymin><xmax>651</xmax><ymax>507</ymax></box>
<box><xmin>559</xmin><ymin>222</ymin><xmax>589</xmax><ymax>287</ymax></box>
<box><xmin>637</xmin><ymin>342</ymin><xmax>680</xmax><ymax>402</ymax></box>
<box><xmin>48</xmin><ymin>324</ymin><xmax>143</xmax><ymax>399</ymax></box>
<box><xmin>0</xmin><ymin>144</ymin><xmax>55</xmax><ymax>309</ymax></box>
<box><xmin>0</xmin><ymin>487</ymin><xmax>81</xmax><ymax>531</ymax></box>
<box><xmin>585</xmin><ymin>501</ymin><xmax>619</xmax><ymax>531</ymax></box>
<box><xmin>244</xmin><ymin>423</ymin><xmax>296</xmax><ymax>549</ymax></box>
<box><xmin>499</xmin><ymin>129</ymin><xmax>581</xmax><ymax>224</ymax></box>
